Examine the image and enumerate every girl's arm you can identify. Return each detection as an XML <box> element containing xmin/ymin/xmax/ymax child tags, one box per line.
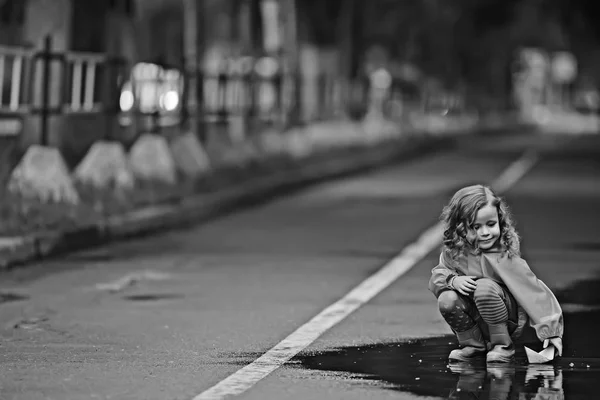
<box><xmin>485</xmin><ymin>254</ymin><xmax>563</xmax><ymax>341</ymax></box>
<box><xmin>428</xmin><ymin>251</ymin><xmax>458</xmax><ymax>297</ymax></box>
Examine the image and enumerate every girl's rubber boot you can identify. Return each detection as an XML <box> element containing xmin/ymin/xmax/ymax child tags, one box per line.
<box><xmin>449</xmin><ymin>325</ymin><xmax>487</xmax><ymax>363</ymax></box>
<box><xmin>486</xmin><ymin>323</ymin><xmax>515</xmax><ymax>363</ymax></box>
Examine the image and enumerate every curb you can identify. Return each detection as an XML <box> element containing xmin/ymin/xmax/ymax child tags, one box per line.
<box><xmin>0</xmin><ymin>132</ymin><xmax>459</xmax><ymax>271</ymax></box>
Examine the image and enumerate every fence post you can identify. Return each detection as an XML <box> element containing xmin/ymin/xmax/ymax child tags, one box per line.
<box><xmin>40</xmin><ymin>35</ymin><xmax>52</xmax><ymax>146</ymax></box>
<box><xmin>294</xmin><ymin>71</ymin><xmax>303</xmax><ymax>126</ymax></box>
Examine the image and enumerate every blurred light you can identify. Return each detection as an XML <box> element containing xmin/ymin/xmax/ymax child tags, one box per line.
<box><xmin>260</xmin><ymin>0</ymin><xmax>281</xmax><ymax>52</ymax></box>
<box><xmin>205</xmin><ymin>51</ymin><xmax>224</xmax><ymax>74</ymax></box>
<box><xmin>160</xmin><ymin>90</ymin><xmax>179</xmax><ymax>111</ymax></box>
<box><xmin>139</xmin><ymin>84</ymin><xmax>157</xmax><ymax>113</ymax></box>
<box><xmin>551</xmin><ymin>51</ymin><xmax>577</xmax><ymax>84</ymax></box>
<box><xmin>370</xmin><ymin>68</ymin><xmax>392</xmax><ymax>90</ymax></box>
<box><xmin>118</xmin><ymin>114</ymin><xmax>133</xmax><ymax>126</ymax></box>
<box><xmin>132</xmin><ymin>62</ymin><xmax>161</xmax><ymax>80</ymax></box>
<box><xmin>533</xmin><ymin>105</ymin><xmax>551</xmax><ymax>124</ymax></box>
<box><xmin>120</xmin><ymin>63</ymin><xmax>185</xmax><ymax>116</ymax></box>
<box><xmin>584</xmin><ymin>91</ymin><xmax>599</xmax><ymax>109</ymax></box>
<box><xmin>258</xmin><ymin>82</ymin><xmax>276</xmax><ymax>111</ymax></box>
<box><xmin>398</xmin><ymin>63</ymin><xmax>420</xmax><ymax>82</ymax></box>
<box><xmin>224</xmin><ymin>58</ymin><xmax>237</xmax><ymax>74</ymax></box>
<box><xmin>255</xmin><ymin>57</ymin><xmax>278</xmax><ymax>77</ymax></box>
<box><xmin>239</xmin><ymin>56</ymin><xmax>255</xmax><ymax>75</ymax></box>
<box><xmin>164</xmin><ymin>69</ymin><xmax>182</xmax><ymax>83</ymax></box>
<box><xmin>120</xmin><ymin>87</ymin><xmax>134</xmax><ymax>112</ymax></box>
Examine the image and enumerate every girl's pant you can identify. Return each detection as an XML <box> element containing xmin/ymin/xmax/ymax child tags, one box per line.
<box><xmin>437</xmin><ymin>278</ymin><xmax>518</xmax><ymax>333</ymax></box>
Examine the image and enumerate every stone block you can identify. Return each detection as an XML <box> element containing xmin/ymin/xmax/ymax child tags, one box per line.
<box><xmin>129</xmin><ymin>133</ymin><xmax>177</xmax><ymax>184</ymax></box>
<box><xmin>284</xmin><ymin>128</ymin><xmax>313</xmax><ymax>159</ymax></box>
<box><xmin>259</xmin><ymin>130</ymin><xmax>287</xmax><ymax>155</ymax></box>
<box><xmin>169</xmin><ymin>132</ymin><xmax>211</xmax><ymax>178</ymax></box>
<box><xmin>343</xmin><ymin>123</ymin><xmax>366</xmax><ymax>145</ymax></box>
<box><xmin>306</xmin><ymin>122</ymin><xmax>358</xmax><ymax>149</ymax></box>
<box><xmin>74</xmin><ymin>141</ymin><xmax>135</xmax><ymax>190</ymax></box>
<box><xmin>219</xmin><ymin>141</ymin><xmax>260</xmax><ymax>167</ymax></box>
<box><xmin>362</xmin><ymin>116</ymin><xmax>399</xmax><ymax>143</ymax></box>
<box><xmin>7</xmin><ymin>145</ymin><xmax>79</xmax><ymax>204</ymax></box>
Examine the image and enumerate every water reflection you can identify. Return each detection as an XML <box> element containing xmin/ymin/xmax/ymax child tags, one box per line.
<box><xmin>294</xmin><ymin>303</ymin><xmax>600</xmax><ymax>399</ymax></box>
<box><xmin>294</xmin><ymin>333</ymin><xmax>598</xmax><ymax>400</ymax></box>
<box><xmin>448</xmin><ymin>363</ymin><xmax>564</xmax><ymax>400</ymax></box>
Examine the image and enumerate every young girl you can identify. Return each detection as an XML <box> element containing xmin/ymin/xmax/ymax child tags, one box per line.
<box><xmin>429</xmin><ymin>184</ymin><xmax>563</xmax><ymax>363</ymax></box>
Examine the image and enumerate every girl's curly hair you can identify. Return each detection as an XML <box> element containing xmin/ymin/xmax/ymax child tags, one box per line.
<box><xmin>440</xmin><ymin>184</ymin><xmax>520</xmax><ymax>260</ymax></box>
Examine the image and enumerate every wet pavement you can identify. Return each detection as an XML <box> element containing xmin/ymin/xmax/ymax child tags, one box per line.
<box><xmin>295</xmin><ymin>282</ymin><xmax>600</xmax><ymax>400</ymax></box>
<box><xmin>0</xmin><ymin>132</ymin><xmax>599</xmax><ymax>400</ymax></box>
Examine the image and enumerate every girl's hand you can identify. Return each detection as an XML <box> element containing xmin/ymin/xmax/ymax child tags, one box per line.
<box><xmin>544</xmin><ymin>337</ymin><xmax>563</xmax><ymax>357</ymax></box>
<box><xmin>451</xmin><ymin>275</ymin><xmax>478</xmax><ymax>296</ymax></box>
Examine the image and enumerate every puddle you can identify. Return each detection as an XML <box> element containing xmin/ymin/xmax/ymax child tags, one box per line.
<box><xmin>122</xmin><ymin>293</ymin><xmax>185</xmax><ymax>301</ymax></box>
<box><xmin>295</xmin><ymin>307</ymin><xmax>600</xmax><ymax>399</ymax></box>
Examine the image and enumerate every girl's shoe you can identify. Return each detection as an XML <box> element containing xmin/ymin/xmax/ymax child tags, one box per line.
<box><xmin>449</xmin><ymin>325</ymin><xmax>487</xmax><ymax>362</ymax></box>
<box><xmin>486</xmin><ymin>323</ymin><xmax>515</xmax><ymax>363</ymax></box>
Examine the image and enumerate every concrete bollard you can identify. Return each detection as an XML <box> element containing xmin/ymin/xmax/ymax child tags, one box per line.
<box><xmin>8</xmin><ymin>145</ymin><xmax>79</xmax><ymax>204</ymax></box>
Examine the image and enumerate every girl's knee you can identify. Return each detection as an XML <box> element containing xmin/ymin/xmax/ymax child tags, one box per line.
<box><xmin>474</xmin><ymin>278</ymin><xmax>501</xmax><ymax>299</ymax></box>
<box><xmin>438</xmin><ymin>290</ymin><xmax>461</xmax><ymax>313</ymax></box>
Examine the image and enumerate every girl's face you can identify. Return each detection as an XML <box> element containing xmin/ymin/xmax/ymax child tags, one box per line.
<box><xmin>466</xmin><ymin>203</ymin><xmax>501</xmax><ymax>250</ymax></box>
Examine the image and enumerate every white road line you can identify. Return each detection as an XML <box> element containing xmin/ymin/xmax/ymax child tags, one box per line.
<box><xmin>491</xmin><ymin>149</ymin><xmax>538</xmax><ymax>193</ymax></box>
<box><xmin>193</xmin><ymin>150</ymin><xmax>539</xmax><ymax>400</ymax></box>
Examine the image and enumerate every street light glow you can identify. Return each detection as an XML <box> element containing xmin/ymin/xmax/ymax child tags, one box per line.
<box><xmin>160</xmin><ymin>90</ymin><xmax>179</xmax><ymax>111</ymax></box>
<box><xmin>119</xmin><ymin>89</ymin><xmax>134</xmax><ymax>112</ymax></box>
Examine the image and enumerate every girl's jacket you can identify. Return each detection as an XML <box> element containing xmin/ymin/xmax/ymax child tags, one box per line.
<box><xmin>429</xmin><ymin>247</ymin><xmax>563</xmax><ymax>342</ymax></box>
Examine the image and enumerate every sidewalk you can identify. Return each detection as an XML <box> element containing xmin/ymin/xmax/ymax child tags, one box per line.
<box><xmin>0</xmin><ymin>117</ymin><xmax>524</xmax><ymax>271</ymax></box>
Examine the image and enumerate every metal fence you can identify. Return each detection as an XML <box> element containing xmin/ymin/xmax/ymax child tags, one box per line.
<box><xmin>0</xmin><ymin>36</ymin><xmax>127</xmax><ymax>144</ymax></box>
<box><xmin>1</xmin><ymin>37</ymin><xmax>382</xmax><ymax>164</ymax></box>
<box><xmin>125</xmin><ymin>59</ymin><xmax>369</xmax><ymax>133</ymax></box>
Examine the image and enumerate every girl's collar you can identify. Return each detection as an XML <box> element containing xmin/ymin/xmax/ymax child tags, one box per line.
<box><xmin>467</xmin><ymin>242</ymin><xmax>504</xmax><ymax>256</ymax></box>
<box><xmin>483</xmin><ymin>245</ymin><xmax>504</xmax><ymax>254</ymax></box>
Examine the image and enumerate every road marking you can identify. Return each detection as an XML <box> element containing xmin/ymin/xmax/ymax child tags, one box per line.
<box><xmin>193</xmin><ymin>150</ymin><xmax>539</xmax><ymax>400</ymax></box>
<box><xmin>490</xmin><ymin>149</ymin><xmax>538</xmax><ymax>193</ymax></box>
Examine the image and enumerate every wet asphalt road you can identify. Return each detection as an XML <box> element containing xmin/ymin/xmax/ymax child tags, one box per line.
<box><xmin>1</xmin><ymin>131</ymin><xmax>599</xmax><ymax>400</ymax></box>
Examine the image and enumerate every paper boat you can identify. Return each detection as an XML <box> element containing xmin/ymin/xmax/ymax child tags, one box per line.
<box><xmin>525</xmin><ymin>345</ymin><xmax>555</xmax><ymax>364</ymax></box>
